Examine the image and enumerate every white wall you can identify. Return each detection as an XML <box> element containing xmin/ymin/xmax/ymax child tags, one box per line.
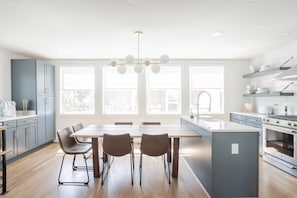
<box><xmin>51</xmin><ymin>59</ymin><xmax>249</xmax><ymax>130</ymax></box>
<box><xmin>0</xmin><ymin>48</ymin><xmax>28</xmax><ymax>100</ymax></box>
<box><xmin>250</xmin><ymin>41</ymin><xmax>297</xmax><ymax>115</ymax></box>
<box><xmin>0</xmin><ymin>48</ymin><xmax>250</xmax><ymax>130</ymax></box>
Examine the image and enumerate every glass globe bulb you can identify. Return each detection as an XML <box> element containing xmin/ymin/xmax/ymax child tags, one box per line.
<box><xmin>117</xmin><ymin>65</ymin><xmax>127</xmax><ymax>74</ymax></box>
<box><xmin>134</xmin><ymin>64</ymin><xmax>144</xmax><ymax>74</ymax></box>
<box><xmin>125</xmin><ymin>55</ymin><xmax>134</xmax><ymax>64</ymax></box>
<box><xmin>151</xmin><ymin>64</ymin><xmax>160</xmax><ymax>73</ymax></box>
<box><xmin>160</xmin><ymin>55</ymin><xmax>169</xmax><ymax>64</ymax></box>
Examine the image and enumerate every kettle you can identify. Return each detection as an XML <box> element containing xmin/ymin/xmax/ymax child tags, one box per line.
<box><xmin>3</xmin><ymin>101</ymin><xmax>17</xmax><ymax>117</ymax></box>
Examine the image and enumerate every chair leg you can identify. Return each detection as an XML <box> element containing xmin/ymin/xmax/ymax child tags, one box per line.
<box><xmin>131</xmin><ymin>139</ymin><xmax>135</xmax><ymax>170</ymax></box>
<box><xmin>163</xmin><ymin>154</ymin><xmax>166</xmax><ymax>170</ymax></box>
<box><xmin>59</xmin><ymin>154</ymin><xmax>89</xmax><ymax>185</ymax></box>
<box><xmin>58</xmin><ymin>154</ymin><xmax>66</xmax><ymax>184</ymax></box>
<box><xmin>72</xmin><ymin>153</ymin><xmax>93</xmax><ymax>170</ymax></box>
<box><xmin>130</xmin><ymin>153</ymin><xmax>134</xmax><ymax>185</ymax></box>
<box><xmin>167</xmin><ymin>154</ymin><xmax>171</xmax><ymax>184</ymax></box>
<box><xmin>83</xmin><ymin>154</ymin><xmax>90</xmax><ymax>185</ymax></box>
<box><xmin>101</xmin><ymin>155</ymin><xmax>110</xmax><ymax>185</ymax></box>
<box><xmin>139</xmin><ymin>153</ymin><xmax>143</xmax><ymax>186</ymax></box>
<box><xmin>72</xmin><ymin>154</ymin><xmax>77</xmax><ymax>170</ymax></box>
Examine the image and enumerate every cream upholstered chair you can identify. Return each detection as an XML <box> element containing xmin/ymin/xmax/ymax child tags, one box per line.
<box><xmin>101</xmin><ymin>133</ymin><xmax>134</xmax><ymax>185</ymax></box>
<box><xmin>72</xmin><ymin>123</ymin><xmax>92</xmax><ymax>144</ymax></box>
<box><xmin>139</xmin><ymin>133</ymin><xmax>171</xmax><ymax>185</ymax></box>
<box><xmin>57</xmin><ymin>127</ymin><xmax>92</xmax><ymax>185</ymax></box>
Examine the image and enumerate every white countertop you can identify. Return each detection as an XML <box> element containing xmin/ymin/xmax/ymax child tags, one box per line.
<box><xmin>230</xmin><ymin>112</ymin><xmax>268</xmax><ymax>118</ymax></box>
<box><xmin>0</xmin><ymin>114</ymin><xmax>37</xmax><ymax>122</ymax></box>
<box><xmin>181</xmin><ymin>116</ymin><xmax>260</xmax><ymax>133</ymax></box>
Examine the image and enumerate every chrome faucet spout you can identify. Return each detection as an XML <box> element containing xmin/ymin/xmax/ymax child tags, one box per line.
<box><xmin>196</xmin><ymin>91</ymin><xmax>212</xmax><ymax>119</ymax></box>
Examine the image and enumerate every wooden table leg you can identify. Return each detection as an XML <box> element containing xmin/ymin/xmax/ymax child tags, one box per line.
<box><xmin>92</xmin><ymin>137</ymin><xmax>100</xmax><ymax>178</ymax></box>
<box><xmin>172</xmin><ymin>137</ymin><xmax>180</xmax><ymax>177</ymax></box>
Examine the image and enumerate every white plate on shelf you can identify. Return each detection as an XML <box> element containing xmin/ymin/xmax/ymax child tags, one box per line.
<box><xmin>259</xmin><ymin>65</ymin><xmax>271</xmax><ymax>71</ymax></box>
<box><xmin>256</xmin><ymin>87</ymin><xmax>269</xmax><ymax>94</ymax></box>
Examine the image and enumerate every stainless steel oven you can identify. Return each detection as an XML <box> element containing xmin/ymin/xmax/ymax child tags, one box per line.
<box><xmin>262</xmin><ymin>115</ymin><xmax>297</xmax><ymax>176</ymax></box>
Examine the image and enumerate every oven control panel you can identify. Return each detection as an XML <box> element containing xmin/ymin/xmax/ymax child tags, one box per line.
<box><xmin>262</xmin><ymin>117</ymin><xmax>297</xmax><ymax>130</ymax></box>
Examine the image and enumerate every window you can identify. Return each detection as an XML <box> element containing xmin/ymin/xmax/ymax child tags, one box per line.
<box><xmin>59</xmin><ymin>66</ymin><xmax>95</xmax><ymax>114</ymax></box>
<box><xmin>146</xmin><ymin>66</ymin><xmax>181</xmax><ymax>114</ymax></box>
<box><xmin>189</xmin><ymin>66</ymin><xmax>224</xmax><ymax>114</ymax></box>
<box><xmin>103</xmin><ymin>67</ymin><xmax>137</xmax><ymax>114</ymax></box>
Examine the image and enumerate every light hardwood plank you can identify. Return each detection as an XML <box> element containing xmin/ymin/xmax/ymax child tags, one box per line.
<box><xmin>2</xmin><ymin>143</ymin><xmax>297</xmax><ymax>198</ymax></box>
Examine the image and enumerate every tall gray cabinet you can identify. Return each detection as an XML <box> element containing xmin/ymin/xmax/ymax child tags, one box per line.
<box><xmin>11</xmin><ymin>59</ymin><xmax>55</xmax><ymax>145</ymax></box>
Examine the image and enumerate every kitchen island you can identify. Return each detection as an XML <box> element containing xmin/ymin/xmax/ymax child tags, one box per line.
<box><xmin>181</xmin><ymin>116</ymin><xmax>259</xmax><ymax>198</ymax></box>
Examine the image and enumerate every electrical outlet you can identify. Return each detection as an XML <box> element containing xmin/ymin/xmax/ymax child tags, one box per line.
<box><xmin>232</xmin><ymin>143</ymin><xmax>239</xmax><ymax>154</ymax></box>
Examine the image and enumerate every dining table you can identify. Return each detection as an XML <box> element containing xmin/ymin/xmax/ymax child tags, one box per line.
<box><xmin>70</xmin><ymin>124</ymin><xmax>200</xmax><ymax>178</ymax></box>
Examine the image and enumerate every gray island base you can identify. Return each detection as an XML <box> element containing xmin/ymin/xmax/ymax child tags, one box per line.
<box><xmin>181</xmin><ymin>116</ymin><xmax>259</xmax><ymax>198</ymax></box>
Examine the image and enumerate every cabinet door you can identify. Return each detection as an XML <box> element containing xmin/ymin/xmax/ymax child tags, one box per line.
<box><xmin>36</xmin><ymin>61</ymin><xmax>55</xmax><ymax>96</ymax></box>
<box><xmin>230</xmin><ymin>113</ymin><xmax>245</xmax><ymax>124</ymax></box>
<box><xmin>38</xmin><ymin>96</ymin><xmax>55</xmax><ymax>144</ymax></box>
<box><xmin>45</xmin><ymin>97</ymin><xmax>55</xmax><ymax>141</ymax></box>
<box><xmin>36</xmin><ymin>60</ymin><xmax>46</xmax><ymax>96</ymax></box>
<box><xmin>11</xmin><ymin>59</ymin><xmax>37</xmax><ymax>110</ymax></box>
<box><xmin>26</xmin><ymin>123</ymin><xmax>38</xmax><ymax>150</ymax></box>
<box><xmin>46</xmin><ymin>64</ymin><xmax>55</xmax><ymax>96</ymax></box>
<box><xmin>16</xmin><ymin>125</ymin><xmax>27</xmax><ymax>155</ymax></box>
<box><xmin>3</xmin><ymin>121</ymin><xmax>17</xmax><ymax>160</ymax></box>
<box><xmin>37</xmin><ymin>96</ymin><xmax>46</xmax><ymax>145</ymax></box>
<box><xmin>5</xmin><ymin>127</ymin><xmax>17</xmax><ymax>160</ymax></box>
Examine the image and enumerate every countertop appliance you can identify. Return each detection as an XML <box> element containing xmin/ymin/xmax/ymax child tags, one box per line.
<box><xmin>3</xmin><ymin>101</ymin><xmax>16</xmax><ymax>117</ymax></box>
<box><xmin>262</xmin><ymin>115</ymin><xmax>297</xmax><ymax>177</ymax></box>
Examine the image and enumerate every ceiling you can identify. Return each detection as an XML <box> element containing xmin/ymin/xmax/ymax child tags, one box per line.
<box><xmin>0</xmin><ymin>0</ymin><xmax>297</xmax><ymax>60</ymax></box>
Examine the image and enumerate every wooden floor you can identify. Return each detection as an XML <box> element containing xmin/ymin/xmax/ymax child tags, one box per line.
<box><xmin>2</xmin><ymin>143</ymin><xmax>297</xmax><ymax>198</ymax></box>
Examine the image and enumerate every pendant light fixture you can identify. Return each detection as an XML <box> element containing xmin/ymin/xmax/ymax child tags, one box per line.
<box><xmin>110</xmin><ymin>31</ymin><xmax>169</xmax><ymax>74</ymax></box>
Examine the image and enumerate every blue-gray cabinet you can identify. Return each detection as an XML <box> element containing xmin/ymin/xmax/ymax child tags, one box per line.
<box><xmin>230</xmin><ymin>113</ymin><xmax>263</xmax><ymax>154</ymax></box>
<box><xmin>1</xmin><ymin>117</ymin><xmax>38</xmax><ymax>161</ymax></box>
<box><xmin>2</xmin><ymin>121</ymin><xmax>17</xmax><ymax>160</ymax></box>
<box><xmin>17</xmin><ymin>117</ymin><xmax>38</xmax><ymax>151</ymax></box>
<box><xmin>11</xmin><ymin>59</ymin><xmax>55</xmax><ymax>146</ymax></box>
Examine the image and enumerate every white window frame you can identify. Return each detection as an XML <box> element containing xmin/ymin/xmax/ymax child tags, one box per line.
<box><xmin>189</xmin><ymin>66</ymin><xmax>224</xmax><ymax>115</ymax></box>
<box><xmin>59</xmin><ymin>65</ymin><xmax>96</xmax><ymax>115</ymax></box>
<box><xmin>146</xmin><ymin>66</ymin><xmax>181</xmax><ymax>115</ymax></box>
<box><xmin>102</xmin><ymin>66</ymin><xmax>138</xmax><ymax>115</ymax></box>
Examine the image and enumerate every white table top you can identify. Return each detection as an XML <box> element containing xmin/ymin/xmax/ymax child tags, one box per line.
<box><xmin>70</xmin><ymin>124</ymin><xmax>200</xmax><ymax>138</ymax></box>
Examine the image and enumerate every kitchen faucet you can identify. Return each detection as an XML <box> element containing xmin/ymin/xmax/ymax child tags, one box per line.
<box><xmin>196</xmin><ymin>91</ymin><xmax>212</xmax><ymax>119</ymax></box>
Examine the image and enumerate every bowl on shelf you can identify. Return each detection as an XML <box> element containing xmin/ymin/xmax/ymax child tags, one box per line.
<box><xmin>249</xmin><ymin>65</ymin><xmax>260</xmax><ymax>73</ymax></box>
<box><xmin>259</xmin><ymin>65</ymin><xmax>272</xmax><ymax>72</ymax></box>
<box><xmin>256</xmin><ymin>87</ymin><xmax>269</xmax><ymax>94</ymax></box>
<box><xmin>246</xmin><ymin>85</ymin><xmax>257</xmax><ymax>94</ymax></box>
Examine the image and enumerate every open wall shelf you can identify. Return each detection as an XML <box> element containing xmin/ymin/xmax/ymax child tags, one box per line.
<box><xmin>243</xmin><ymin>67</ymin><xmax>291</xmax><ymax>78</ymax></box>
<box><xmin>243</xmin><ymin>91</ymin><xmax>294</xmax><ymax>97</ymax></box>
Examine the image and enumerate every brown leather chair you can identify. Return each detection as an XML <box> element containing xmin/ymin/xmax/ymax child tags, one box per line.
<box><xmin>57</xmin><ymin>127</ymin><xmax>92</xmax><ymax>185</ymax></box>
<box><xmin>114</xmin><ymin>122</ymin><xmax>134</xmax><ymax>166</ymax></box>
<box><xmin>141</xmin><ymin>122</ymin><xmax>161</xmax><ymax>125</ymax></box>
<box><xmin>72</xmin><ymin>123</ymin><xmax>92</xmax><ymax>144</ymax></box>
<box><xmin>101</xmin><ymin>133</ymin><xmax>134</xmax><ymax>185</ymax></box>
<box><xmin>114</xmin><ymin>122</ymin><xmax>133</xmax><ymax>125</ymax></box>
<box><xmin>139</xmin><ymin>133</ymin><xmax>171</xmax><ymax>185</ymax></box>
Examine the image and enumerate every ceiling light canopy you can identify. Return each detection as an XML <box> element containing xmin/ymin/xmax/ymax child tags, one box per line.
<box><xmin>212</xmin><ymin>31</ymin><xmax>223</xmax><ymax>37</ymax></box>
<box><xmin>110</xmin><ymin>31</ymin><xmax>169</xmax><ymax>74</ymax></box>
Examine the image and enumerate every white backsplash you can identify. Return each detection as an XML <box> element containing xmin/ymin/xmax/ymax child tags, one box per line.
<box><xmin>250</xmin><ymin>41</ymin><xmax>297</xmax><ymax>115</ymax></box>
